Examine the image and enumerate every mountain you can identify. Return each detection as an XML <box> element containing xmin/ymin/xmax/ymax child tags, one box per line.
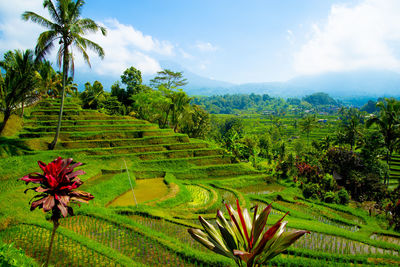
<box><xmin>183</xmin><ymin>69</ymin><xmax>400</xmax><ymax>99</ymax></box>
<box><xmin>74</xmin><ymin>61</ymin><xmax>400</xmax><ymax>101</ymax></box>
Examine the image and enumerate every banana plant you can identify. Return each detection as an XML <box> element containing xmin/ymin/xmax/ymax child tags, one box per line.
<box><xmin>188</xmin><ymin>200</ymin><xmax>309</xmax><ymax>267</ymax></box>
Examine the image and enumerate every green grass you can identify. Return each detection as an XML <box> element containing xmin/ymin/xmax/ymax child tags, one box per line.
<box><xmin>2</xmin><ymin>99</ymin><xmax>400</xmax><ymax>266</ymax></box>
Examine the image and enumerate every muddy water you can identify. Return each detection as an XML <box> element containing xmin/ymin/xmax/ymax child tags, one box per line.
<box><xmin>108</xmin><ymin>178</ymin><xmax>168</xmax><ymax>206</ymax></box>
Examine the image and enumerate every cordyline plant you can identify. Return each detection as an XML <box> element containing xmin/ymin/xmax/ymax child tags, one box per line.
<box><xmin>188</xmin><ymin>200</ymin><xmax>309</xmax><ymax>267</ymax></box>
<box><xmin>21</xmin><ymin>157</ymin><xmax>94</xmax><ymax>267</ymax></box>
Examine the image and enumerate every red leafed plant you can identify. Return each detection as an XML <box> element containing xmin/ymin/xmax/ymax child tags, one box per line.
<box><xmin>21</xmin><ymin>157</ymin><xmax>93</xmax><ymax>267</ymax></box>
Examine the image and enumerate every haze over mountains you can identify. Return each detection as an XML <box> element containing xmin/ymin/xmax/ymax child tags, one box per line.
<box><xmin>77</xmin><ymin>61</ymin><xmax>400</xmax><ymax>100</ymax></box>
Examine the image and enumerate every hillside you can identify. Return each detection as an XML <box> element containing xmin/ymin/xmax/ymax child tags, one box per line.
<box><xmin>0</xmin><ymin>99</ymin><xmax>400</xmax><ymax>266</ymax></box>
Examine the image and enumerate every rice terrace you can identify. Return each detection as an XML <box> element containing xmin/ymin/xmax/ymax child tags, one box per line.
<box><xmin>1</xmin><ymin>0</ymin><xmax>400</xmax><ymax>266</ymax></box>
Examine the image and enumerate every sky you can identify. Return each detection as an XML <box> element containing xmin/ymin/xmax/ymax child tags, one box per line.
<box><xmin>1</xmin><ymin>0</ymin><xmax>400</xmax><ymax>85</ymax></box>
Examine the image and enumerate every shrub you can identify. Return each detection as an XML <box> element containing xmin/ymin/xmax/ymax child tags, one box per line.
<box><xmin>302</xmin><ymin>183</ymin><xmax>320</xmax><ymax>199</ymax></box>
<box><xmin>337</xmin><ymin>188</ymin><xmax>350</xmax><ymax>205</ymax></box>
<box><xmin>323</xmin><ymin>191</ymin><xmax>336</xmax><ymax>203</ymax></box>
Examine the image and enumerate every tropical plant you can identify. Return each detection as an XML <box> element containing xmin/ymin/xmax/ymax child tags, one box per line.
<box><xmin>188</xmin><ymin>200</ymin><xmax>309</xmax><ymax>267</ymax></box>
<box><xmin>37</xmin><ymin>60</ymin><xmax>62</xmax><ymax>98</ymax></box>
<box><xmin>366</xmin><ymin>98</ymin><xmax>400</xmax><ymax>185</ymax></box>
<box><xmin>20</xmin><ymin>157</ymin><xmax>94</xmax><ymax>267</ymax></box>
<box><xmin>23</xmin><ymin>0</ymin><xmax>107</xmax><ymax>150</ymax></box>
<box><xmin>299</xmin><ymin>115</ymin><xmax>317</xmax><ymax>146</ymax></box>
<box><xmin>80</xmin><ymin>81</ymin><xmax>105</xmax><ymax>109</ymax></box>
<box><xmin>0</xmin><ymin>50</ymin><xmax>40</xmax><ymax>134</ymax></box>
<box><xmin>168</xmin><ymin>89</ymin><xmax>192</xmax><ymax>132</ymax></box>
<box><xmin>336</xmin><ymin>107</ymin><xmax>364</xmax><ymax>151</ymax></box>
<box><xmin>179</xmin><ymin>104</ymin><xmax>210</xmax><ymax>138</ymax></box>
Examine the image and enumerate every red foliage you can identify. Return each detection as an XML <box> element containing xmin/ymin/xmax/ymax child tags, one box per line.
<box><xmin>21</xmin><ymin>157</ymin><xmax>94</xmax><ymax>222</ymax></box>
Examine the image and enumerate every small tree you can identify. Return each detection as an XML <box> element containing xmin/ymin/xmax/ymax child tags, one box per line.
<box><xmin>150</xmin><ymin>69</ymin><xmax>188</xmax><ymax>90</ymax></box>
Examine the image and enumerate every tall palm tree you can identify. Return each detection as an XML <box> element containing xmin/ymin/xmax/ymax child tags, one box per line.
<box><xmin>299</xmin><ymin>114</ymin><xmax>317</xmax><ymax>146</ymax></box>
<box><xmin>337</xmin><ymin>107</ymin><xmax>364</xmax><ymax>151</ymax></box>
<box><xmin>367</xmin><ymin>98</ymin><xmax>400</xmax><ymax>185</ymax></box>
<box><xmin>0</xmin><ymin>50</ymin><xmax>40</xmax><ymax>134</ymax></box>
<box><xmin>23</xmin><ymin>0</ymin><xmax>107</xmax><ymax>149</ymax></box>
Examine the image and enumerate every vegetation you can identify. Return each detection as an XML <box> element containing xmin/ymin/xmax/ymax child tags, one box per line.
<box><xmin>20</xmin><ymin>157</ymin><xmax>94</xmax><ymax>266</ymax></box>
<box><xmin>0</xmin><ymin>50</ymin><xmax>40</xmax><ymax>134</ymax></box>
<box><xmin>189</xmin><ymin>200</ymin><xmax>309</xmax><ymax>266</ymax></box>
<box><xmin>23</xmin><ymin>0</ymin><xmax>107</xmax><ymax>149</ymax></box>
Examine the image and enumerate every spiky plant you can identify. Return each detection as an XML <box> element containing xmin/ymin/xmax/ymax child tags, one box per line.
<box><xmin>188</xmin><ymin>200</ymin><xmax>309</xmax><ymax>267</ymax></box>
<box><xmin>21</xmin><ymin>157</ymin><xmax>94</xmax><ymax>267</ymax></box>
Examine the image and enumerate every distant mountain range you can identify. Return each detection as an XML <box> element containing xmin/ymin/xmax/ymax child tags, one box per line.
<box><xmin>76</xmin><ymin>61</ymin><xmax>400</xmax><ymax>102</ymax></box>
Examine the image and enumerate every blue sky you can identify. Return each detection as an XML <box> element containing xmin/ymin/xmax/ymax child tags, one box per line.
<box><xmin>1</xmin><ymin>0</ymin><xmax>400</xmax><ymax>84</ymax></box>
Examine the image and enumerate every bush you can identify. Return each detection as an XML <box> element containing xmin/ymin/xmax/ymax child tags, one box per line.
<box><xmin>337</xmin><ymin>188</ymin><xmax>350</xmax><ymax>205</ymax></box>
<box><xmin>321</xmin><ymin>173</ymin><xmax>337</xmax><ymax>192</ymax></box>
<box><xmin>323</xmin><ymin>191</ymin><xmax>336</xmax><ymax>203</ymax></box>
<box><xmin>302</xmin><ymin>183</ymin><xmax>320</xmax><ymax>199</ymax></box>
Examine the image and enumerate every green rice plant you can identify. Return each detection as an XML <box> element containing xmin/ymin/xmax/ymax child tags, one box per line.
<box><xmin>61</xmin><ymin>215</ymin><xmax>205</xmax><ymax>266</ymax></box>
<box><xmin>186</xmin><ymin>185</ymin><xmax>210</xmax><ymax>207</ymax></box>
<box><xmin>0</xmin><ymin>224</ymin><xmax>123</xmax><ymax>266</ymax></box>
<box><xmin>0</xmin><ymin>241</ymin><xmax>38</xmax><ymax>267</ymax></box>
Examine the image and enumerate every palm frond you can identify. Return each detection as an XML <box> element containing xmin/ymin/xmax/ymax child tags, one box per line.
<box><xmin>22</xmin><ymin>11</ymin><xmax>55</xmax><ymax>30</ymax></box>
<box><xmin>74</xmin><ymin>40</ymin><xmax>91</xmax><ymax>67</ymax></box>
<box><xmin>35</xmin><ymin>30</ymin><xmax>59</xmax><ymax>61</ymax></box>
<box><xmin>76</xmin><ymin>36</ymin><xmax>105</xmax><ymax>59</ymax></box>
<box><xmin>43</xmin><ymin>0</ymin><xmax>61</xmax><ymax>24</ymax></box>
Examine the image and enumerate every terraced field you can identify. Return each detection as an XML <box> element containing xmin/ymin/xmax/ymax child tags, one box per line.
<box><xmin>1</xmin><ymin>99</ymin><xmax>400</xmax><ymax>266</ymax></box>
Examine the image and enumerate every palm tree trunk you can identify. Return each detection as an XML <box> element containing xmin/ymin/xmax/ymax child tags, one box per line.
<box><xmin>49</xmin><ymin>44</ymin><xmax>68</xmax><ymax>150</ymax></box>
<box><xmin>0</xmin><ymin>110</ymin><xmax>11</xmax><ymax>135</ymax></box>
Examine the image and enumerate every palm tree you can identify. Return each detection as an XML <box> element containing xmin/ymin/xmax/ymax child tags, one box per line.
<box><xmin>23</xmin><ymin>0</ymin><xmax>107</xmax><ymax>149</ymax></box>
<box><xmin>337</xmin><ymin>107</ymin><xmax>364</xmax><ymax>151</ymax></box>
<box><xmin>168</xmin><ymin>89</ymin><xmax>192</xmax><ymax>132</ymax></box>
<box><xmin>299</xmin><ymin>115</ymin><xmax>317</xmax><ymax>146</ymax></box>
<box><xmin>0</xmin><ymin>50</ymin><xmax>40</xmax><ymax>134</ymax></box>
<box><xmin>367</xmin><ymin>98</ymin><xmax>400</xmax><ymax>185</ymax></box>
<box><xmin>38</xmin><ymin>60</ymin><xmax>62</xmax><ymax>98</ymax></box>
<box><xmin>80</xmin><ymin>81</ymin><xmax>105</xmax><ymax>109</ymax></box>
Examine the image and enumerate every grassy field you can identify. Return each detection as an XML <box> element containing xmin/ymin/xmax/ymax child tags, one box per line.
<box><xmin>0</xmin><ymin>99</ymin><xmax>399</xmax><ymax>266</ymax></box>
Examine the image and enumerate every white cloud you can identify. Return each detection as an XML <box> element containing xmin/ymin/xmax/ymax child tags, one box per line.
<box><xmin>79</xmin><ymin>19</ymin><xmax>175</xmax><ymax>76</ymax></box>
<box><xmin>0</xmin><ymin>0</ymin><xmax>45</xmax><ymax>52</ymax></box>
<box><xmin>294</xmin><ymin>0</ymin><xmax>400</xmax><ymax>75</ymax></box>
<box><xmin>195</xmin><ymin>41</ymin><xmax>218</xmax><ymax>52</ymax></box>
<box><xmin>0</xmin><ymin>2</ymin><xmax>173</xmax><ymax>76</ymax></box>
<box><xmin>179</xmin><ymin>48</ymin><xmax>193</xmax><ymax>59</ymax></box>
<box><xmin>286</xmin><ymin>30</ymin><xmax>295</xmax><ymax>45</ymax></box>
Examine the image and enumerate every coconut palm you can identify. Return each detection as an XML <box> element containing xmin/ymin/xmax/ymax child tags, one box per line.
<box><xmin>38</xmin><ymin>60</ymin><xmax>62</xmax><ymax>98</ymax></box>
<box><xmin>0</xmin><ymin>50</ymin><xmax>40</xmax><ymax>134</ymax></box>
<box><xmin>22</xmin><ymin>0</ymin><xmax>107</xmax><ymax>149</ymax></box>
<box><xmin>367</xmin><ymin>98</ymin><xmax>400</xmax><ymax>185</ymax></box>
<box><xmin>299</xmin><ymin>115</ymin><xmax>317</xmax><ymax>146</ymax></box>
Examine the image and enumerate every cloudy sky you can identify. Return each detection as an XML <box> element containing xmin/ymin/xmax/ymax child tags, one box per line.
<box><xmin>1</xmin><ymin>0</ymin><xmax>400</xmax><ymax>84</ymax></box>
